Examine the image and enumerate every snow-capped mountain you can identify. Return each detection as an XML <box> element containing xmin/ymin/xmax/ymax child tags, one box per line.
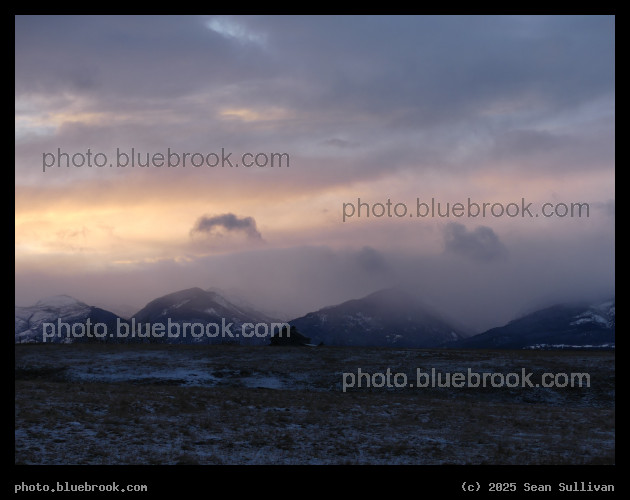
<box><xmin>445</xmin><ymin>299</ymin><xmax>615</xmax><ymax>349</ymax></box>
<box><xmin>15</xmin><ymin>295</ymin><xmax>128</xmax><ymax>343</ymax></box>
<box><xmin>288</xmin><ymin>288</ymin><xmax>467</xmax><ymax>348</ymax></box>
<box><xmin>131</xmin><ymin>287</ymin><xmax>282</xmax><ymax>345</ymax></box>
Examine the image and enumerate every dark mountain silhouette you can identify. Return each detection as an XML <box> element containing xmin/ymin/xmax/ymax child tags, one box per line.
<box><xmin>444</xmin><ymin>300</ymin><xmax>615</xmax><ymax>349</ymax></box>
<box><xmin>288</xmin><ymin>288</ymin><xmax>466</xmax><ymax>348</ymax></box>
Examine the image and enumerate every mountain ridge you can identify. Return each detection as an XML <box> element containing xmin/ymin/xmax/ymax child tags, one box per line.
<box><xmin>288</xmin><ymin>287</ymin><xmax>467</xmax><ymax>348</ymax></box>
<box><xmin>443</xmin><ymin>299</ymin><xmax>615</xmax><ymax>349</ymax></box>
<box><xmin>16</xmin><ymin>289</ymin><xmax>615</xmax><ymax>349</ymax></box>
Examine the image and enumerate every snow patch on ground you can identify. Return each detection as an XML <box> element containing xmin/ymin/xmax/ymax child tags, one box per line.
<box><xmin>241</xmin><ymin>375</ymin><xmax>284</xmax><ymax>389</ymax></box>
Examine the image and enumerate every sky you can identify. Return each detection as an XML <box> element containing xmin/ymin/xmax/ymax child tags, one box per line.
<box><xmin>15</xmin><ymin>15</ymin><xmax>615</xmax><ymax>331</ymax></box>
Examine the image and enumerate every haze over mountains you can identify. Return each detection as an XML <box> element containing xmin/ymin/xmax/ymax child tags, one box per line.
<box><xmin>290</xmin><ymin>288</ymin><xmax>467</xmax><ymax>348</ymax></box>
<box><xmin>15</xmin><ymin>287</ymin><xmax>614</xmax><ymax>349</ymax></box>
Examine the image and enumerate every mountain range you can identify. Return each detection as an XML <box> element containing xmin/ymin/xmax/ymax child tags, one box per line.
<box><xmin>15</xmin><ymin>288</ymin><xmax>614</xmax><ymax>349</ymax></box>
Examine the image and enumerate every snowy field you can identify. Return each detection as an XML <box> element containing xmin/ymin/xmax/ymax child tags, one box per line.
<box><xmin>15</xmin><ymin>344</ymin><xmax>614</xmax><ymax>464</ymax></box>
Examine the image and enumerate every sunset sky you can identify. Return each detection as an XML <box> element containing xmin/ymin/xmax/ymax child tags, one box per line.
<box><xmin>15</xmin><ymin>15</ymin><xmax>615</xmax><ymax>330</ymax></box>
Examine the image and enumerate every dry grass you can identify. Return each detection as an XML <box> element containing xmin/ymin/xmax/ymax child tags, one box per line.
<box><xmin>15</xmin><ymin>344</ymin><xmax>614</xmax><ymax>464</ymax></box>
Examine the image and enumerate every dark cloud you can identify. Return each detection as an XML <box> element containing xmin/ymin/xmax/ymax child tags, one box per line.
<box><xmin>15</xmin><ymin>15</ymin><xmax>615</xmax><ymax>186</ymax></box>
<box><xmin>15</xmin><ymin>15</ymin><xmax>268</xmax><ymax>99</ymax></box>
<box><xmin>246</xmin><ymin>15</ymin><xmax>614</xmax><ymax>128</ymax></box>
<box><xmin>191</xmin><ymin>213</ymin><xmax>263</xmax><ymax>240</ymax></box>
<box><xmin>487</xmin><ymin>125</ymin><xmax>615</xmax><ymax>173</ymax></box>
<box><xmin>443</xmin><ymin>223</ymin><xmax>508</xmax><ymax>262</ymax></box>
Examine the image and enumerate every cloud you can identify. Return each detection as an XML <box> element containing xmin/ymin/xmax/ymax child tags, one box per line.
<box><xmin>204</xmin><ymin>16</ymin><xmax>267</xmax><ymax>46</ymax></box>
<box><xmin>14</xmin><ymin>16</ymin><xmax>614</xmax><ymax>332</ymax></box>
<box><xmin>355</xmin><ymin>246</ymin><xmax>389</xmax><ymax>273</ymax></box>
<box><xmin>191</xmin><ymin>213</ymin><xmax>263</xmax><ymax>241</ymax></box>
<box><xmin>15</xmin><ymin>15</ymin><xmax>615</xmax><ymax>195</ymax></box>
<box><xmin>321</xmin><ymin>138</ymin><xmax>359</xmax><ymax>149</ymax></box>
<box><xmin>590</xmin><ymin>199</ymin><xmax>615</xmax><ymax>218</ymax></box>
<box><xmin>443</xmin><ymin>223</ymin><xmax>508</xmax><ymax>262</ymax></box>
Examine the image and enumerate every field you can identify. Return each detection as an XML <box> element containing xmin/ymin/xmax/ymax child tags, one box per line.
<box><xmin>15</xmin><ymin>344</ymin><xmax>614</xmax><ymax>465</ymax></box>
